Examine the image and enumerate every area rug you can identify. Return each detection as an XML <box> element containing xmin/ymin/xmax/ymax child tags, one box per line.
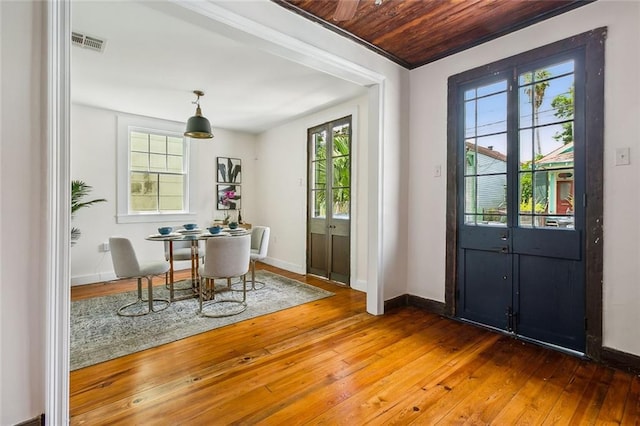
<box><xmin>70</xmin><ymin>270</ymin><xmax>334</xmax><ymax>371</ymax></box>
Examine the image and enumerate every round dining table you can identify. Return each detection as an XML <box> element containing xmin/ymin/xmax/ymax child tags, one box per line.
<box><xmin>145</xmin><ymin>228</ymin><xmax>250</xmax><ymax>301</ymax></box>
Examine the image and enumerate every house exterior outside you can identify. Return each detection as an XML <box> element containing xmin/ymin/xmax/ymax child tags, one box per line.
<box><xmin>537</xmin><ymin>142</ymin><xmax>575</xmax><ymax>216</ymax></box>
<box><xmin>464</xmin><ymin>141</ymin><xmax>507</xmax><ymax>224</ymax></box>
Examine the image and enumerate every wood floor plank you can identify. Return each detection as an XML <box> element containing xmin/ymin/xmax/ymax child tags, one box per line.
<box><xmin>313</xmin><ymin>325</ymin><xmax>501</xmax><ymax>425</ymax></box>
<box><xmin>510</xmin><ymin>354</ymin><xmax>582</xmax><ymax>425</ymax></box>
<box><xmin>456</xmin><ymin>345</ymin><xmax>551</xmax><ymax>424</ymax></box>
<box><xmin>416</xmin><ymin>337</ymin><xmax>544</xmax><ymax>424</ymax></box>
<box><xmin>69</xmin><ymin>264</ymin><xmax>638</xmax><ymax>425</ymax></box>
<box><xmin>620</xmin><ymin>375</ymin><xmax>640</xmax><ymax>425</ymax></box>
<box><xmin>105</xmin><ymin>310</ymin><xmax>442</xmax><ymax>424</ymax></box>
<box><xmin>70</xmin><ymin>269</ymin><xmax>361</xmax><ymax>414</ymax></box>
<box><xmin>489</xmin><ymin>348</ymin><xmax>568</xmax><ymax>424</ymax></box>
<box><xmin>594</xmin><ymin>369</ymin><xmax>632</xmax><ymax>424</ymax></box>
<box><xmin>540</xmin><ymin>361</ymin><xmax>598</xmax><ymax>425</ymax></box>
<box><xmin>365</xmin><ymin>330</ymin><xmax>501</xmax><ymax>425</ymax></box>
<box><xmin>568</xmin><ymin>364</ymin><xmax>615</xmax><ymax>423</ymax></box>
<box><xmin>248</xmin><ymin>314</ymin><xmax>473</xmax><ymax>425</ymax></box>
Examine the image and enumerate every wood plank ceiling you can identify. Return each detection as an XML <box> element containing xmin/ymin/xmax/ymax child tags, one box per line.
<box><xmin>273</xmin><ymin>0</ymin><xmax>594</xmax><ymax>69</ymax></box>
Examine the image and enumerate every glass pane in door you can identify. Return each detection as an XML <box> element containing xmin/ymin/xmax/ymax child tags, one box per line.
<box><xmin>333</xmin><ymin>188</ymin><xmax>349</xmax><ymax>218</ymax></box>
<box><xmin>312</xmin><ymin>189</ymin><xmax>326</xmax><ymax>218</ymax></box>
<box><xmin>331</xmin><ymin>122</ymin><xmax>350</xmax><ymax>220</ymax></box>
<box><xmin>518</xmin><ymin>60</ymin><xmax>575</xmax><ymax>229</ymax></box>
<box><xmin>463</xmin><ymin>79</ymin><xmax>508</xmax><ymax>227</ymax></box>
<box><xmin>310</xmin><ymin>129</ymin><xmax>327</xmax><ymax>219</ymax></box>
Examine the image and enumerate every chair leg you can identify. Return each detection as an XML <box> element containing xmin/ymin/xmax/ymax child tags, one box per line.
<box><xmin>248</xmin><ymin>259</ymin><xmax>266</xmax><ymax>291</ymax></box>
<box><xmin>118</xmin><ymin>277</ymin><xmax>170</xmax><ymax>317</ymax></box>
<box><xmin>231</xmin><ymin>259</ymin><xmax>265</xmax><ymax>291</ymax></box>
<box><xmin>147</xmin><ymin>276</ymin><xmax>154</xmax><ymax>312</ymax></box>
<box><xmin>199</xmin><ymin>278</ymin><xmax>205</xmax><ymax>314</ymax></box>
<box><xmin>148</xmin><ymin>276</ymin><xmax>170</xmax><ymax>313</ymax></box>
<box><xmin>241</xmin><ymin>274</ymin><xmax>247</xmax><ymax>303</ymax></box>
<box><xmin>251</xmin><ymin>261</ymin><xmax>255</xmax><ymax>289</ymax></box>
<box><xmin>199</xmin><ymin>275</ymin><xmax>247</xmax><ymax>318</ymax></box>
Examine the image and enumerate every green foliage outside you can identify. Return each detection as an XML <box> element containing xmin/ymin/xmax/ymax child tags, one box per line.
<box><xmin>332</xmin><ymin>131</ymin><xmax>351</xmax><ymax>216</ymax></box>
<box><xmin>519</xmin><ymin>196</ymin><xmax>547</xmax><ymax>214</ymax></box>
<box><xmin>313</xmin><ymin>127</ymin><xmax>350</xmax><ymax>218</ymax></box>
<box><xmin>520</xmin><ymin>69</ymin><xmax>574</xmax><ymax>213</ymax></box>
<box><xmin>519</xmin><ymin>156</ymin><xmax>546</xmax><ymax>213</ymax></box>
<box><xmin>551</xmin><ymin>85</ymin><xmax>574</xmax><ymax>144</ymax></box>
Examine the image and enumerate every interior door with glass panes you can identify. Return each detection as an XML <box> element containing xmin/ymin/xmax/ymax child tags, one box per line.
<box><xmin>307</xmin><ymin>116</ymin><xmax>351</xmax><ymax>284</ymax></box>
<box><xmin>457</xmin><ymin>54</ymin><xmax>585</xmax><ymax>352</ymax></box>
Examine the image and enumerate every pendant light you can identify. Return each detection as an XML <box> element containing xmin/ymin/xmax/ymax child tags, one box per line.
<box><xmin>184</xmin><ymin>90</ymin><xmax>214</xmax><ymax>139</ymax></box>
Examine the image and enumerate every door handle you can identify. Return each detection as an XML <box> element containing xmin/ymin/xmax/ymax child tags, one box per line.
<box><xmin>500</xmin><ymin>232</ymin><xmax>508</xmax><ymax>241</ymax></box>
<box><xmin>500</xmin><ymin>246</ymin><xmax>508</xmax><ymax>254</ymax></box>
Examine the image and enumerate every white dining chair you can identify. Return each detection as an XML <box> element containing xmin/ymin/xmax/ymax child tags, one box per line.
<box><xmin>232</xmin><ymin>226</ymin><xmax>270</xmax><ymax>291</ymax></box>
<box><xmin>164</xmin><ymin>239</ymin><xmax>201</xmax><ymax>300</ymax></box>
<box><xmin>109</xmin><ymin>237</ymin><xmax>170</xmax><ymax>316</ymax></box>
<box><xmin>198</xmin><ymin>234</ymin><xmax>251</xmax><ymax>318</ymax></box>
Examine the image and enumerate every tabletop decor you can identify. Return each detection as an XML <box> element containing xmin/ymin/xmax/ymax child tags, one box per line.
<box><xmin>157</xmin><ymin>226</ymin><xmax>172</xmax><ymax>235</ymax></box>
<box><xmin>70</xmin><ymin>270</ymin><xmax>334</xmax><ymax>370</ymax></box>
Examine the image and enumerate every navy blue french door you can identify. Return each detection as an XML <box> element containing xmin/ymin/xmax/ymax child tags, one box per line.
<box><xmin>456</xmin><ymin>52</ymin><xmax>586</xmax><ymax>352</ymax></box>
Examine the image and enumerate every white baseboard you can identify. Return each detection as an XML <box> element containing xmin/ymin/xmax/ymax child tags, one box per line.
<box><xmin>71</xmin><ymin>260</ymin><xmax>361</xmax><ymax>290</ymax></box>
<box><xmin>261</xmin><ymin>258</ymin><xmax>366</xmax><ymax>293</ymax></box>
<box><xmin>71</xmin><ymin>260</ymin><xmax>192</xmax><ymax>286</ymax></box>
<box><xmin>261</xmin><ymin>256</ymin><xmax>305</xmax><ymax>275</ymax></box>
<box><xmin>71</xmin><ymin>272</ymin><xmax>117</xmax><ymax>286</ymax></box>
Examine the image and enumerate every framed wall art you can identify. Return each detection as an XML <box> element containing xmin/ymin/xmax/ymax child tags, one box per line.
<box><xmin>217</xmin><ymin>184</ymin><xmax>241</xmax><ymax>210</ymax></box>
<box><xmin>217</xmin><ymin>157</ymin><xmax>242</xmax><ymax>184</ymax></box>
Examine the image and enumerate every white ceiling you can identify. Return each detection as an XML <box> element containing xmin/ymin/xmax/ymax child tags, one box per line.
<box><xmin>71</xmin><ymin>1</ymin><xmax>367</xmax><ymax>134</ymax></box>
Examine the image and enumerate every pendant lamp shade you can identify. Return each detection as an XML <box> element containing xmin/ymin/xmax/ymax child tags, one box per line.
<box><xmin>184</xmin><ymin>90</ymin><xmax>214</xmax><ymax>139</ymax></box>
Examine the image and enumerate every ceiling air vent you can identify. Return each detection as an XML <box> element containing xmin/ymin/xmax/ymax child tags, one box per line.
<box><xmin>72</xmin><ymin>31</ymin><xmax>106</xmax><ymax>53</ymax></box>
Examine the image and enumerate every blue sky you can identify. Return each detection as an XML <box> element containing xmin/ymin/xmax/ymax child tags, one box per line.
<box><xmin>464</xmin><ymin>60</ymin><xmax>574</xmax><ymax>163</ymax></box>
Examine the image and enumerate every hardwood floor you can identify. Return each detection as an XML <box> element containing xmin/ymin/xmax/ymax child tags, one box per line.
<box><xmin>70</xmin><ymin>264</ymin><xmax>639</xmax><ymax>425</ymax></box>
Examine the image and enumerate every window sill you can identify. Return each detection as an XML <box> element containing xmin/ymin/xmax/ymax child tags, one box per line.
<box><xmin>116</xmin><ymin>212</ymin><xmax>198</xmax><ymax>224</ymax></box>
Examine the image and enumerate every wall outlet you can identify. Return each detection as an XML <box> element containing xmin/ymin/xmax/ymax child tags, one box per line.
<box><xmin>100</xmin><ymin>242</ymin><xmax>110</xmax><ymax>252</ymax></box>
<box><xmin>616</xmin><ymin>147</ymin><xmax>630</xmax><ymax>166</ymax></box>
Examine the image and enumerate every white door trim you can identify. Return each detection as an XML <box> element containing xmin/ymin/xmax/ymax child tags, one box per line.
<box><xmin>46</xmin><ymin>0</ymin><xmax>71</xmax><ymax>423</ymax></box>
<box><xmin>47</xmin><ymin>1</ymin><xmax>387</xmax><ymax>419</ymax></box>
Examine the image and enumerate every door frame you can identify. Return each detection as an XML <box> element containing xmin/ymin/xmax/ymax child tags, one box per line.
<box><xmin>306</xmin><ymin>115</ymin><xmax>353</xmax><ymax>284</ymax></box>
<box><xmin>445</xmin><ymin>28</ymin><xmax>606</xmax><ymax>360</ymax></box>
<box><xmin>47</xmin><ymin>3</ymin><xmax>386</xmax><ymax>420</ymax></box>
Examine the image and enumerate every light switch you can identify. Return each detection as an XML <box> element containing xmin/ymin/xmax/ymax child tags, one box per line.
<box><xmin>616</xmin><ymin>147</ymin><xmax>630</xmax><ymax>166</ymax></box>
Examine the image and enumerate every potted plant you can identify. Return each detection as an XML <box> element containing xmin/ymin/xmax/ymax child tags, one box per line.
<box><xmin>71</xmin><ymin>180</ymin><xmax>106</xmax><ymax>245</ymax></box>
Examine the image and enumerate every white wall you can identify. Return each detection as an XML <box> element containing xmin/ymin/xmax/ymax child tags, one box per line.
<box><xmin>255</xmin><ymin>95</ymin><xmax>369</xmax><ymax>290</ymax></box>
<box><xmin>408</xmin><ymin>0</ymin><xmax>640</xmax><ymax>356</ymax></box>
<box><xmin>0</xmin><ymin>1</ymin><xmax>46</xmax><ymax>424</ymax></box>
<box><xmin>70</xmin><ymin>104</ymin><xmax>258</xmax><ymax>284</ymax></box>
<box><xmin>210</xmin><ymin>0</ymin><xmax>411</xmax><ymax>307</ymax></box>
<box><xmin>70</xmin><ymin>0</ymin><xmax>412</xmax><ymax>301</ymax></box>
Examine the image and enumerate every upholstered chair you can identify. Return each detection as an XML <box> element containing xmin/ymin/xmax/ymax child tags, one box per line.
<box><xmin>109</xmin><ymin>237</ymin><xmax>170</xmax><ymax>316</ymax></box>
<box><xmin>198</xmin><ymin>234</ymin><xmax>251</xmax><ymax>318</ymax></box>
<box><xmin>233</xmin><ymin>226</ymin><xmax>270</xmax><ymax>291</ymax></box>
